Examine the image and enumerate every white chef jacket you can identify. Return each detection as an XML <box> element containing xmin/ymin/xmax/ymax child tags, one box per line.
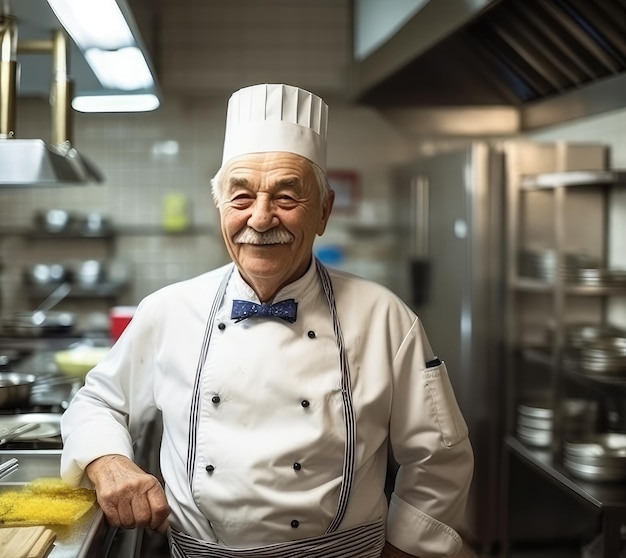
<box><xmin>61</xmin><ymin>260</ymin><xmax>474</xmax><ymax>558</ymax></box>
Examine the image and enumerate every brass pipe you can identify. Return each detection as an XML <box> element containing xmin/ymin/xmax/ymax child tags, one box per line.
<box><xmin>50</xmin><ymin>29</ymin><xmax>72</xmax><ymax>145</ymax></box>
<box><xmin>1</xmin><ymin>20</ymin><xmax>75</xmax><ymax>145</ymax></box>
<box><xmin>0</xmin><ymin>15</ymin><xmax>17</xmax><ymax>138</ymax></box>
<box><xmin>17</xmin><ymin>39</ymin><xmax>54</xmax><ymax>55</ymax></box>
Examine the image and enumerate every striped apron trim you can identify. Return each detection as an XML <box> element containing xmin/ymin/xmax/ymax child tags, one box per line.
<box><xmin>182</xmin><ymin>259</ymin><xmax>361</xmax><ymax>554</ymax></box>
<box><xmin>315</xmin><ymin>259</ymin><xmax>357</xmax><ymax>533</ymax></box>
<box><xmin>170</xmin><ymin>518</ymin><xmax>386</xmax><ymax>558</ymax></box>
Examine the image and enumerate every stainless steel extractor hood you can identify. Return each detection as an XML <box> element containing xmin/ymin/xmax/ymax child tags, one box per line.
<box><xmin>351</xmin><ymin>0</ymin><xmax>626</xmax><ymax>132</ymax></box>
<box><xmin>0</xmin><ymin>14</ymin><xmax>103</xmax><ymax>187</ymax></box>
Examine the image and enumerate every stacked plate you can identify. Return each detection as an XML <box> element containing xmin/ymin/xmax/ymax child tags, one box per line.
<box><xmin>565</xmin><ymin>336</ymin><xmax>626</xmax><ymax>382</ymax></box>
<box><xmin>516</xmin><ymin>399</ymin><xmax>598</xmax><ymax>448</ymax></box>
<box><xmin>574</xmin><ymin>267</ymin><xmax>626</xmax><ymax>287</ymax></box>
<box><xmin>563</xmin><ymin>433</ymin><xmax>626</xmax><ymax>482</ymax></box>
<box><xmin>518</xmin><ymin>249</ymin><xmax>598</xmax><ymax>283</ymax></box>
<box><xmin>517</xmin><ymin>401</ymin><xmax>553</xmax><ymax>447</ymax></box>
<box><xmin>563</xmin><ymin>324</ymin><xmax>626</xmax><ymax>349</ymax></box>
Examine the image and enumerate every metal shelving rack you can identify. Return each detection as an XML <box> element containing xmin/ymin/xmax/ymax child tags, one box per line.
<box><xmin>501</xmin><ymin>142</ymin><xmax>626</xmax><ymax>558</ymax></box>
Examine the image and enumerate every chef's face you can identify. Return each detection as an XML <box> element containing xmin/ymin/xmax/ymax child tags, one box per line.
<box><xmin>216</xmin><ymin>152</ymin><xmax>334</xmax><ymax>299</ymax></box>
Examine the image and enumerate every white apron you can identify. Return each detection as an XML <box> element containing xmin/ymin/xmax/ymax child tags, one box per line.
<box><xmin>169</xmin><ymin>259</ymin><xmax>386</xmax><ymax>558</ymax></box>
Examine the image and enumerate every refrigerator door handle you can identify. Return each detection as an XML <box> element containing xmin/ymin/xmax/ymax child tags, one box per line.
<box><xmin>410</xmin><ymin>175</ymin><xmax>429</xmax><ymax>258</ymax></box>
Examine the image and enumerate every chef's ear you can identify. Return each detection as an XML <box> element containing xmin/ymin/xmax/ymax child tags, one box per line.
<box><xmin>210</xmin><ymin>167</ymin><xmax>224</xmax><ymax>207</ymax></box>
<box><xmin>317</xmin><ymin>189</ymin><xmax>335</xmax><ymax>236</ymax></box>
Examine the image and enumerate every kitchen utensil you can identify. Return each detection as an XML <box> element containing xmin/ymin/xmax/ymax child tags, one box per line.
<box><xmin>22</xmin><ymin>262</ymin><xmax>67</xmax><ymax>286</ymax></box>
<box><xmin>563</xmin><ymin>433</ymin><xmax>626</xmax><ymax>481</ymax></box>
<box><xmin>3</xmin><ymin>310</ymin><xmax>76</xmax><ymax>337</ymax></box>
<box><xmin>0</xmin><ymin>525</ymin><xmax>56</xmax><ymax>558</ymax></box>
<box><xmin>0</xmin><ymin>414</ymin><xmax>62</xmax><ymax>441</ymax></box>
<box><xmin>31</xmin><ymin>282</ymin><xmax>72</xmax><ymax>322</ymax></box>
<box><xmin>0</xmin><ymin>373</ymin><xmax>36</xmax><ymax>410</ymax></box>
<box><xmin>0</xmin><ymin>423</ymin><xmax>39</xmax><ymax>447</ymax></box>
<box><xmin>0</xmin><ymin>348</ymin><xmax>22</xmax><ymax>369</ymax></box>
<box><xmin>34</xmin><ymin>208</ymin><xmax>74</xmax><ymax>232</ymax></box>
<box><xmin>576</xmin><ymin>337</ymin><xmax>626</xmax><ymax>376</ymax></box>
<box><xmin>0</xmin><ymin>457</ymin><xmax>18</xmax><ymax>480</ymax></box>
<box><xmin>71</xmin><ymin>259</ymin><xmax>105</xmax><ymax>287</ymax></box>
<box><xmin>78</xmin><ymin>211</ymin><xmax>112</xmax><ymax>235</ymax></box>
<box><xmin>2</xmin><ymin>281</ymin><xmax>74</xmax><ymax>338</ymax></box>
<box><xmin>30</xmin><ymin>375</ymin><xmax>81</xmax><ymax>409</ymax></box>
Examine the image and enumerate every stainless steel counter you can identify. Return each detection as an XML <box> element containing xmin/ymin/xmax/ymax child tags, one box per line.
<box><xmin>0</xmin><ymin>335</ymin><xmax>165</xmax><ymax>558</ymax></box>
<box><xmin>0</xmin><ymin>449</ymin><xmax>114</xmax><ymax>558</ymax></box>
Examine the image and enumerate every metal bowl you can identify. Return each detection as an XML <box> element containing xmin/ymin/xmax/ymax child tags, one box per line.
<box><xmin>22</xmin><ymin>263</ymin><xmax>68</xmax><ymax>286</ymax></box>
<box><xmin>563</xmin><ymin>433</ymin><xmax>626</xmax><ymax>458</ymax></box>
<box><xmin>0</xmin><ymin>372</ymin><xmax>36</xmax><ymax>409</ymax></box>
<box><xmin>563</xmin><ymin>458</ymin><xmax>626</xmax><ymax>482</ymax></box>
<box><xmin>34</xmin><ymin>209</ymin><xmax>75</xmax><ymax>232</ymax></box>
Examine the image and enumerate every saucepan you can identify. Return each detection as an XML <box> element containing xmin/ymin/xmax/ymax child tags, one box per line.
<box><xmin>0</xmin><ymin>372</ymin><xmax>36</xmax><ymax>409</ymax></box>
<box><xmin>1</xmin><ymin>283</ymin><xmax>76</xmax><ymax>337</ymax></box>
<box><xmin>3</xmin><ymin>310</ymin><xmax>76</xmax><ymax>337</ymax></box>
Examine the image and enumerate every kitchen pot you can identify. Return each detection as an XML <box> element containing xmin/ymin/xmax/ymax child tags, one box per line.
<box><xmin>34</xmin><ymin>209</ymin><xmax>75</xmax><ymax>233</ymax></box>
<box><xmin>1</xmin><ymin>282</ymin><xmax>75</xmax><ymax>337</ymax></box>
<box><xmin>2</xmin><ymin>310</ymin><xmax>76</xmax><ymax>337</ymax></box>
<box><xmin>0</xmin><ymin>372</ymin><xmax>36</xmax><ymax>409</ymax></box>
<box><xmin>0</xmin><ymin>348</ymin><xmax>21</xmax><ymax>369</ymax></box>
<box><xmin>77</xmin><ymin>211</ymin><xmax>112</xmax><ymax>235</ymax></box>
<box><xmin>23</xmin><ymin>263</ymin><xmax>68</xmax><ymax>286</ymax></box>
<box><xmin>563</xmin><ymin>433</ymin><xmax>626</xmax><ymax>481</ymax></box>
<box><xmin>71</xmin><ymin>259</ymin><xmax>105</xmax><ymax>287</ymax></box>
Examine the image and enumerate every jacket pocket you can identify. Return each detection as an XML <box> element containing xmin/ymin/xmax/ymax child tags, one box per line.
<box><xmin>423</xmin><ymin>361</ymin><xmax>468</xmax><ymax>447</ymax></box>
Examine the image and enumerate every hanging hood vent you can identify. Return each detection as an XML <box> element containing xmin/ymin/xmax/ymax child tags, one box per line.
<box><xmin>0</xmin><ymin>15</ymin><xmax>103</xmax><ymax>188</ymax></box>
<box><xmin>352</xmin><ymin>0</ymin><xmax>626</xmax><ymax>131</ymax></box>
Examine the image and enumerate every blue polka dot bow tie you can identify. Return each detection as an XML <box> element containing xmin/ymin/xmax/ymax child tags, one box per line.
<box><xmin>231</xmin><ymin>298</ymin><xmax>298</xmax><ymax>323</ymax></box>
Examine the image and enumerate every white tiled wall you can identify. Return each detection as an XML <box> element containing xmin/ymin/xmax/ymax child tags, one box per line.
<box><xmin>1</xmin><ymin>67</ymin><xmax>625</xmax><ymax>330</ymax></box>
<box><xmin>0</xmin><ymin>93</ymin><xmax>413</xmax><ymax>325</ymax></box>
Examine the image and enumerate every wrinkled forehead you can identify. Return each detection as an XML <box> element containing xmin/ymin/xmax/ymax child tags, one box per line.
<box><xmin>222</xmin><ymin>152</ymin><xmax>315</xmax><ymax>188</ymax></box>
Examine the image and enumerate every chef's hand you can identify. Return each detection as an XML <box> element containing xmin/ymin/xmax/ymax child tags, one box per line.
<box><xmin>86</xmin><ymin>454</ymin><xmax>170</xmax><ymax>533</ymax></box>
<box><xmin>381</xmin><ymin>541</ymin><xmax>418</xmax><ymax>557</ymax></box>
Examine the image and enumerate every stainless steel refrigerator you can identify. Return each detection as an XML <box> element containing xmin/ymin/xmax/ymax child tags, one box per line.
<box><xmin>391</xmin><ymin>142</ymin><xmax>507</xmax><ymax>553</ymax></box>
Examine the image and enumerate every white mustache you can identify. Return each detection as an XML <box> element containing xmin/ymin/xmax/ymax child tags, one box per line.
<box><xmin>233</xmin><ymin>227</ymin><xmax>294</xmax><ymax>245</ymax></box>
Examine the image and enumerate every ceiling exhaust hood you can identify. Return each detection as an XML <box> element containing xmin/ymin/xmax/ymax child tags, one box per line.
<box><xmin>351</xmin><ymin>0</ymin><xmax>626</xmax><ymax>133</ymax></box>
<box><xmin>0</xmin><ymin>14</ymin><xmax>104</xmax><ymax>188</ymax></box>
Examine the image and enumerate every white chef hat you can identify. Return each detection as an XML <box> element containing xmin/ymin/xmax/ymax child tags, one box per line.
<box><xmin>221</xmin><ymin>83</ymin><xmax>328</xmax><ymax>171</ymax></box>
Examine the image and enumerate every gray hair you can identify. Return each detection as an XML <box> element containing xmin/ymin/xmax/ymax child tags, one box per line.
<box><xmin>211</xmin><ymin>159</ymin><xmax>330</xmax><ymax>207</ymax></box>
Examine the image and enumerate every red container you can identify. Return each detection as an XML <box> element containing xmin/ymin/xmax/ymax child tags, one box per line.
<box><xmin>110</xmin><ymin>306</ymin><xmax>137</xmax><ymax>341</ymax></box>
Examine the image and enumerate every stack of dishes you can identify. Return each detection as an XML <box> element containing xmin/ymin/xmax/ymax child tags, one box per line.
<box><xmin>545</xmin><ymin>322</ymin><xmax>625</xmax><ymax>349</ymax></box>
<box><xmin>517</xmin><ymin>400</ymin><xmax>553</xmax><ymax>447</ymax></box>
<box><xmin>563</xmin><ymin>433</ymin><xmax>626</xmax><ymax>482</ymax></box>
<box><xmin>516</xmin><ymin>399</ymin><xmax>598</xmax><ymax>448</ymax></box>
<box><xmin>563</xmin><ymin>324</ymin><xmax>626</xmax><ymax>349</ymax></box>
<box><xmin>518</xmin><ymin>249</ymin><xmax>597</xmax><ymax>283</ymax></box>
<box><xmin>568</xmin><ymin>337</ymin><xmax>626</xmax><ymax>382</ymax></box>
<box><xmin>574</xmin><ymin>267</ymin><xmax>626</xmax><ymax>287</ymax></box>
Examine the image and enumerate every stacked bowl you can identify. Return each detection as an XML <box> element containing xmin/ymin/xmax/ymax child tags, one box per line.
<box><xmin>516</xmin><ymin>399</ymin><xmax>598</xmax><ymax>448</ymax></box>
<box><xmin>563</xmin><ymin>433</ymin><xmax>626</xmax><ymax>482</ymax></box>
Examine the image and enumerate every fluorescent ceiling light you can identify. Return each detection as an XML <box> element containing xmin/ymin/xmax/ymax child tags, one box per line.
<box><xmin>46</xmin><ymin>0</ymin><xmax>160</xmax><ymax>112</ymax></box>
<box><xmin>85</xmin><ymin>47</ymin><xmax>154</xmax><ymax>90</ymax></box>
<box><xmin>72</xmin><ymin>94</ymin><xmax>160</xmax><ymax>113</ymax></box>
<box><xmin>47</xmin><ymin>0</ymin><xmax>134</xmax><ymax>50</ymax></box>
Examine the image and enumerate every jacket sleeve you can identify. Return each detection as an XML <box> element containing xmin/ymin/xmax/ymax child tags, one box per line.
<box><xmin>60</xmin><ymin>297</ymin><xmax>159</xmax><ymax>487</ymax></box>
<box><xmin>386</xmin><ymin>318</ymin><xmax>474</xmax><ymax>558</ymax></box>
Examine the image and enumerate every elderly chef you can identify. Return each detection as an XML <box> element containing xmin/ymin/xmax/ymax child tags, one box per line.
<box><xmin>61</xmin><ymin>83</ymin><xmax>474</xmax><ymax>558</ymax></box>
